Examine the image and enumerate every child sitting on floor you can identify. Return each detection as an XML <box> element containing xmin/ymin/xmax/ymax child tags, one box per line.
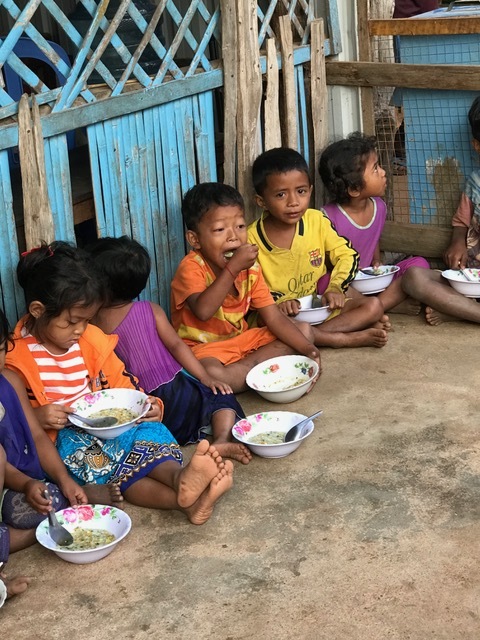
<box><xmin>87</xmin><ymin>235</ymin><xmax>251</xmax><ymax>465</ymax></box>
<box><xmin>402</xmin><ymin>95</ymin><xmax>480</xmax><ymax>325</ymax></box>
<box><xmin>318</xmin><ymin>132</ymin><xmax>429</xmax><ymax>314</ymax></box>
<box><xmin>170</xmin><ymin>182</ymin><xmax>321</xmax><ymax>393</ymax></box>
<box><xmin>0</xmin><ymin>306</ymin><xmax>104</xmax><ymax>576</ymax></box>
<box><xmin>248</xmin><ymin>147</ymin><xmax>390</xmax><ymax>349</ymax></box>
<box><xmin>6</xmin><ymin>243</ymin><xmax>233</xmax><ymax>524</ymax></box>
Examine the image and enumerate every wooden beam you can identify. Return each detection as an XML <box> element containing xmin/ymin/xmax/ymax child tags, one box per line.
<box><xmin>369</xmin><ymin>17</ymin><xmax>480</xmax><ymax>37</ymax></box>
<box><xmin>357</xmin><ymin>1</ymin><xmax>375</xmax><ymax>135</ymax></box>
<box><xmin>326</xmin><ymin>61</ymin><xmax>480</xmax><ymax>90</ymax></box>
<box><xmin>380</xmin><ymin>222</ymin><xmax>451</xmax><ymax>258</ymax></box>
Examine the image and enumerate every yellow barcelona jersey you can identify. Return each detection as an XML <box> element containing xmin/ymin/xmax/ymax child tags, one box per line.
<box><xmin>247</xmin><ymin>208</ymin><xmax>359</xmax><ymax>302</ymax></box>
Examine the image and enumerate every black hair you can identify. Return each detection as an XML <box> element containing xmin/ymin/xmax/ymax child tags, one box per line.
<box><xmin>468</xmin><ymin>96</ymin><xmax>480</xmax><ymax>143</ymax></box>
<box><xmin>0</xmin><ymin>307</ymin><xmax>13</xmax><ymax>352</ymax></box>
<box><xmin>252</xmin><ymin>147</ymin><xmax>310</xmax><ymax>196</ymax></box>
<box><xmin>86</xmin><ymin>236</ymin><xmax>151</xmax><ymax>303</ymax></box>
<box><xmin>181</xmin><ymin>182</ymin><xmax>245</xmax><ymax>232</ymax></box>
<box><xmin>318</xmin><ymin>132</ymin><xmax>378</xmax><ymax>204</ymax></box>
<box><xmin>17</xmin><ymin>241</ymin><xmax>104</xmax><ymax>335</ymax></box>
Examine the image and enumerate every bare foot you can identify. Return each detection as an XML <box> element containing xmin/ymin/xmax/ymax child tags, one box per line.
<box><xmin>214</xmin><ymin>442</ymin><xmax>252</xmax><ymax>465</ymax></box>
<box><xmin>177</xmin><ymin>439</ymin><xmax>224</xmax><ymax>508</ymax></box>
<box><xmin>425</xmin><ymin>306</ymin><xmax>457</xmax><ymax>326</ymax></box>
<box><xmin>325</xmin><ymin>328</ymin><xmax>388</xmax><ymax>349</ymax></box>
<box><xmin>1</xmin><ymin>573</ymin><xmax>31</xmax><ymax>599</ymax></box>
<box><xmin>389</xmin><ymin>297</ymin><xmax>422</xmax><ymax>315</ymax></box>
<box><xmin>374</xmin><ymin>314</ymin><xmax>392</xmax><ymax>332</ymax></box>
<box><xmin>185</xmin><ymin>460</ymin><xmax>234</xmax><ymax>525</ymax></box>
<box><xmin>84</xmin><ymin>483</ymin><xmax>124</xmax><ymax>508</ymax></box>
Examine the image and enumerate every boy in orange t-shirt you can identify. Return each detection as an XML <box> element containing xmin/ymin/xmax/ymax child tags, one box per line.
<box><xmin>170</xmin><ymin>182</ymin><xmax>320</xmax><ymax>393</ymax></box>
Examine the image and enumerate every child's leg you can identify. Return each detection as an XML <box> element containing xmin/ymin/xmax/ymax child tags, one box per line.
<box><xmin>402</xmin><ymin>267</ymin><xmax>480</xmax><ymax>325</ymax></box>
<box><xmin>210</xmin><ymin>409</ymin><xmax>252</xmax><ymax>465</ymax></box>
<box><xmin>378</xmin><ymin>257</ymin><xmax>429</xmax><ymax>314</ymax></box>
<box><xmin>311</xmin><ymin>295</ymin><xmax>390</xmax><ymax>349</ymax></box>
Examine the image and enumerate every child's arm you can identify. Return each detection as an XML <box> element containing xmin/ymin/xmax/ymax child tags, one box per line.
<box><xmin>151</xmin><ymin>302</ymin><xmax>233</xmax><ymax>394</ymax></box>
<box><xmin>257</xmin><ymin>304</ymin><xmax>321</xmax><ymax>368</ymax></box>
<box><xmin>4</xmin><ymin>461</ymin><xmax>52</xmax><ymax>515</ymax></box>
<box><xmin>187</xmin><ymin>244</ymin><xmax>258</xmax><ymax>321</ymax></box>
<box><xmin>3</xmin><ymin>369</ymin><xmax>88</xmax><ymax>508</ymax></box>
<box><xmin>323</xmin><ymin>218</ymin><xmax>359</xmax><ymax>309</ymax></box>
<box><xmin>445</xmin><ymin>190</ymin><xmax>473</xmax><ymax>268</ymax></box>
<box><xmin>372</xmin><ymin>242</ymin><xmax>382</xmax><ymax>268</ymax></box>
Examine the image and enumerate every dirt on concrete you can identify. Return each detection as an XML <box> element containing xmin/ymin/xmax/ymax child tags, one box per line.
<box><xmin>3</xmin><ymin>315</ymin><xmax>480</xmax><ymax>639</ymax></box>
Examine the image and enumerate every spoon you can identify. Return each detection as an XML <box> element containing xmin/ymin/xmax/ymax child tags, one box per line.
<box><xmin>70</xmin><ymin>413</ymin><xmax>118</xmax><ymax>428</ymax></box>
<box><xmin>284</xmin><ymin>410</ymin><xmax>323</xmax><ymax>443</ymax></box>
<box><xmin>43</xmin><ymin>489</ymin><xmax>74</xmax><ymax>547</ymax></box>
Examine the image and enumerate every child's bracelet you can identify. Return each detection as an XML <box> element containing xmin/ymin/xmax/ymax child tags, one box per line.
<box><xmin>224</xmin><ymin>263</ymin><xmax>236</xmax><ymax>279</ymax></box>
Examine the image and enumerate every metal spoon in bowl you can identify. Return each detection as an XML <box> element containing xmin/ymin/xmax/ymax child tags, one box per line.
<box><xmin>284</xmin><ymin>410</ymin><xmax>323</xmax><ymax>443</ymax></box>
<box><xmin>43</xmin><ymin>489</ymin><xmax>74</xmax><ymax>547</ymax></box>
<box><xmin>70</xmin><ymin>413</ymin><xmax>118</xmax><ymax>429</ymax></box>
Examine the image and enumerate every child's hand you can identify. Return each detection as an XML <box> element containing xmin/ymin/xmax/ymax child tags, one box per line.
<box><xmin>299</xmin><ymin>346</ymin><xmax>322</xmax><ymax>386</ymax></box>
<box><xmin>277</xmin><ymin>299</ymin><xmax>301</xmax><ymax>316</ymax></box>
<box><xmin>372</xmin><ymin>259</ymin><xmax>382</xmax><ymax>269</ymax></box>
<box><xmin>23</xmin><ymin>479</ymin><xmax>51</xmax><ymax>514</ymax></box>
<box><xmin>58</xmin><ymin>477</ymin><xmax>88</xmax><ymax>506</ymax></box>
<box><xmin>199</xmin><ymin>376</ymin><xmax>233</xmax><ymax>395</ymax></box>
<box><xmin>35</xmin><ymin>403</ymin><xmax>72</xmax><ymax>431</ymax></box>
<box><xmin>226</xmin><ymin>243</ymin><xmax>258</xmax><ymax>275</ymax></box>
<box><xmin>444</xmin><ymin>243</ymin><xmax>468</xmax><ymax>270</ymax></box>
<box><xmin>141</xmin><ymin>396</ymin><xmax>163</xmax><ymax>422</ymax></box>
<box><xmin>322</xmin><ymin>290</ymin><xmax>346</xmax><ymax>310</ymax></box>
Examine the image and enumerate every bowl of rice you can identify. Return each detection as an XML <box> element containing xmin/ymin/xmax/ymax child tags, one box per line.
<box><xmin>351</xmin><ymin>265</ymin><xmax>400</xmax><ymax>295</ymax></box>
<box><xmin>246</xmin><ymin>355</ymin><xmax>319</xmax><ymax>403</ymax></box>
<box><xmin>69</xmin><ymin>388</ymin><xmax>150</xmax><ymax>439</ymax></box>
<box><xmin>35</xmin><ymin>504</ymin><xmax>132</xmax><ymax>564</ymax></box>
<box><xmin>232</xmin><ymin>411</ymin><xmax>316</xmax><ymax>458</ymax></box>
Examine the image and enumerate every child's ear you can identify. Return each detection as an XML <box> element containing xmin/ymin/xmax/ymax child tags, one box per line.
<box><xmin>185</xmin><ymin>230</ymin><xmax>201</xmax><ymax>250</ymax></box>
<box><xmin>29</xmin><ymin>301</ymin><xmax>46</xmax><ymax>319</ymax></box>
<box><xmin>347</xmin><ymin>185</ymin><xmax>361</xmax><ymax>199</ymax></box>
<box><xmin>254</xmin><ymin>194</ymin><xmax>265</xmax><ymax>209</ymax></box>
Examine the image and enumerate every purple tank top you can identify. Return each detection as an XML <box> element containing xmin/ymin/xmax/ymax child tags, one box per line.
<box><xmin>113</xmin><ymin>301</ymin><xmax>182</xmax><ymax>393</ymax></box>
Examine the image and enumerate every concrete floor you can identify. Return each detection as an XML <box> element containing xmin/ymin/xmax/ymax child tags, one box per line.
<box><xmin>4</xmin><ymin>315</ymin><xmax>480</xmax><ymax>639</ymax></box>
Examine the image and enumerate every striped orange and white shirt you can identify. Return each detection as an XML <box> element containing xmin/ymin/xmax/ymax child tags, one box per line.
<box><xmin>23</xmin><ymin>334</ymin><xmax>90</xmax><ymax>404</ymax></box>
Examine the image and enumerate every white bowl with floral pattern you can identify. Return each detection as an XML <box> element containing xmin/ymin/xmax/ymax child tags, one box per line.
<box><xmin>35</xmin><ymin>504</ymin><xmax>132</xmax><ymax>564</ymax></box>
<box><xmin>232</xmin><ymin>411</ymin><xmax>315</xmax><ymax>458</ymax></box>
<box><xmin>69</xmin><ymin>389</ymin><xmax>150</xmax><ymax>439</ymax></box>
<box><xmin>245</xmin><ymin>355</ymin><xmax>319</xmax><ymax>403</ymax></box>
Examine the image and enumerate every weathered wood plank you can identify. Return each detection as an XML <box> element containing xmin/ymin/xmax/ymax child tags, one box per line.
<box><xmin>326</xmin><ymin>60</ymin><xmax>480</xmax><ymax>90</ymax></box>
<box><xmin>310</xmin><ymin>19</ymin><xmax>327</xmax><ymax>210</ymax></box>
<box><xmin>221</xmin><ymin>0</ymin><xmax>238</xmax><ymax>186</ymax></box>
<box><xmin>357</xmin><ymin>1</ymin><xmax>375</xmax><ymax>135</ymax></box>
<box><xmin>264</xmin><ymin>36</ymin><xmax>281</xmax><ymax>151</ymax></box>
<box><xmin>380</xmin><ymin>222</ymin><xmax>451</xmax><ymax>258</ymax></box>
<box><xmin>279</xmin><ymin>15</ymin><xmax>297</xmax><ymax>149</ymax></box>
<box><xmin>369</xmin><ymin>17</ymin><xmax>480</xmax><ymax>37</ymax></box>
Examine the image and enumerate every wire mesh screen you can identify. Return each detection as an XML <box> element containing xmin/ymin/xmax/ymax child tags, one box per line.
<box><xmin>371</xmin><ymin>31</ymin><xmax>480</xmax><ymax>230</ymax></box>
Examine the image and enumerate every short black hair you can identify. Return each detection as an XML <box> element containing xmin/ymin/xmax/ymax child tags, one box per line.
<box><xmin>181</xmin><ymin>182</ymin><xmax>245</xmax><ymax>232</ymax></box>
<box><xmin>86</xmin><ymin>236</ymin><xmax>151</xmax><ymax>303</ymax></box>
<box><xmin>468</xmin><ymin>96</ymin><xmax>480</xmax><ymax>142</ymax></box>
<box><xmin>17</xmin><ymin>241</ymin><xmax>104</xmax><ymax>336</ymax></box>
<box><xmin>252</xmin><ymin>147</ymin><xmax>310</xmax><ymax>195</ymax></box>
<box><xmin>318</xmin><ymin>132</ymin><xmax>378</xmax><ymax>204</ymax></box>
<box><xmin>0</xmin><ymin>307</ymin><xmax>13</xmax><ymax>352</ymax></box>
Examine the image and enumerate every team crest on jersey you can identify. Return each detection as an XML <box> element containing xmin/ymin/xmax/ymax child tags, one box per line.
<box><xmin>309</xmin><ymin>249</ymin><xmax>323</xmax><ymax>267</ymax></box>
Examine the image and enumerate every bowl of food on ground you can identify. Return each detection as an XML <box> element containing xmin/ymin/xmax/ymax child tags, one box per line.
<box><xmin>232</xmin><ymin>411</ymin><xmax>317</xmax><ymax>458</ymax></box>
<box><xmin>69</xmin><ymin>388</ymin><xmax>150</xmax><ymax>439</ymax></box>
<box><xmin>295</xmin><ymin>294</ymin><xmax>330</xmax><ymax>325</ymax></box>
<box><xmin>351</xmin><ymin>265</ymin><xmax>400</xmax><ymax>295</ymax></box>
<box><xmin>442</xmin><ymin>268</ymin><xmax>480</xmax><ymax>298</ymax></box>
<box><xmin>245</xmin><ymin>355</ymin><xmax>319</xmax><ymax>404</ymax></box>
<box><xmin>36</xmin><ymin>504</ymin><xmax>132</xmax><ymax>564</ymax></box>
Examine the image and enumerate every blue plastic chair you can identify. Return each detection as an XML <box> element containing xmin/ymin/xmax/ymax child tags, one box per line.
<box><xmin>4</xmin><ymin>37</ymin><xmax>75</xmax><ymax>165</ymax></box>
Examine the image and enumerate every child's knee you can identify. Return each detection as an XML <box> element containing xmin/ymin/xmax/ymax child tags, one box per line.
<box><xmin>295</xmin><ymin>320</ymin><xmax>315</xmax><ymax>342</ymax></box>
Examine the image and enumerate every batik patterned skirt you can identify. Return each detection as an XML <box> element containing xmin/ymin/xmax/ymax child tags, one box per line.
<box><xmin>56</xmin><ymin>421</ymin><xmax>182</xmax><ymax>492</ymax></box>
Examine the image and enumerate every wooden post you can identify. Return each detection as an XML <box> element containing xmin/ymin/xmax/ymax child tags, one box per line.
<box><xmin>357</xmin><ymin>1</ymin><xmax>375</xmax><ymax>134</ymax></box>
<box><xmin>18</xmin><ymin>95</ymin><xmax>55</xmax><ymax>248</ymax></box>
<box><xmin>279</xmin><ymin>15</ymin><xmax>297</xmax><ymax>149</ymax></box>
<box><xmin>264</xmin><ymin>37</ymin><xmax>281</xmax><ymax>151</ymax></box>
<box><xmin>310</xmin><ymin>19</ymin><xmax>327</xmax><ymax>209</ymax></box>
<box><xmin>236</xmin><ymin>0</ymin><xmax>262</xmax><ymax>221</ymax></box>
<box><xmin>221</xmin><ymin>0</ymin><xmax>238</xmax><ymax>186</ymax></box>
